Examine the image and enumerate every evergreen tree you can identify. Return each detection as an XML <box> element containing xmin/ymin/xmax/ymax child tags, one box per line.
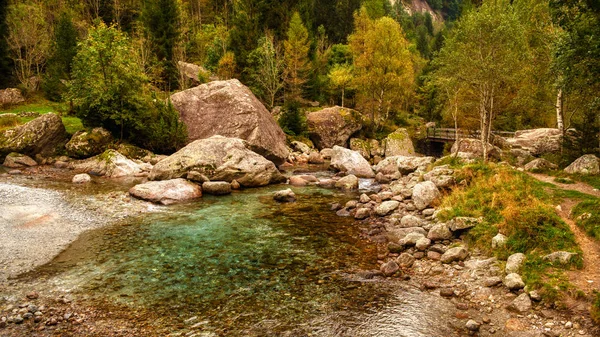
<box><xmin>283</xmin><ymin>12</ymin><xmax>310</xmax><ymax>101</ymax></box>
<box><xmin>43</xmin><ymin>12</ymin><xmax>78</xmax><ymax>102</ymax></box>
<box><xmin>141</xmin><ymin>0</ymin><xmax>181</xmax><ymax>90</ymax></box>
<box><xmin>0</xmin><ymin>0</ymin><xmax>11</xmax><ymax>88</ymax></box>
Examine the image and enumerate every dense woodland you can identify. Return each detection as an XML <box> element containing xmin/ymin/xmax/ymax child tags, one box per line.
<box><xmin>0</xmin><ymin>0</ymin><xmax>598</xmax><ymax>158</ymax></box>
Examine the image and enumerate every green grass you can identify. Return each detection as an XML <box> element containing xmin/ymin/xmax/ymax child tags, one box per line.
<box><xmin>437</xmin><ymin>163</ymin><xmax>582</xmax><ymax>302</ymax></box>
<box><xmin>572</xmin><ymin>199</ymin><xmax>600</xmax><ymax>240</ymax></box>
<box><xmin>0</xmin><ymin>99</ymin><xmax>83</xmax><ymax>135</ymax></box>
<box><xmin>538</xmin><ymin>169</ymin><xmax>600</xmax><ymax>190</ymax></box>
<box><xmin>592</xmin><ymin>292</ymin><xmax>600</xmax><ymax>324</ymax></box>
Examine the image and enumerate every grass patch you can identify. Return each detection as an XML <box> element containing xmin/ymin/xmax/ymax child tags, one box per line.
<box><xmin>438</xmin><ymin>163</ymin><xmax>582</xmax><ymax>300</ymax></box>
<box><xmin>554</xmin><ymin>177</ymin><xmax>575</xmax><ymax>184</ymax></box>
<box><xmin>0</xmin><ymin>99</ymin><xmax>83</xmax><ymax>135</ymax></box>
<box><xmin>537</xmin><ymin>169</ymin><xmax>600</xmax><ymax>190</ymax></box>
<box><xmin>572</xmin><ymin>199</ymin><xmax>600</xmax><ymax>240</ymax></box>
<box><xmin>592</xmin><ymin>292</ymin><xmax>600</xmax><ymax>324</ymax></box>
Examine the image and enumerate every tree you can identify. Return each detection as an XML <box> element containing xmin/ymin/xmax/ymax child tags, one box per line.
<box><xmin>283</xmin><ymin>11</ymin><xmax>310</xmax><ymax>101</ymax></box>
<box><xmin>43</xmin><ymin>12</ymin><xmax>78</xmax><ymax>102</ymax></box>
<box><xmin>6</xmin><ymin>1</ymin><xmax>50</xmax><ymax>91</ymax></box>
<box><xmin>0</xmin><ymin>0</ymin><xmax>11</xmax><ymax>88</ymax></box>
<box><xmin>349</xmin><ymin>8</ymin><xmax>414</xmax><ymax>130</ymax></box>
<box><xmin>432</xmin><ymin>0</ymin><xmax>529</xmax><ymax>161</ymax></box>
<box><xmin>248</xmin><ymin>33</ymin><xmax>284</xmax><ymax>110</ymax></box>
<box><xmin>141</xmin><ymin>0</ymin><xmax>181</xmax><ymax>90</ymax></box>
<box><xmin>217</xmin><ymin>51</ymin><xmax>236</xmax><ymax>79</ymax></box>
<box><xmin>328</xmin><ymin>64</ymin><xmax>353</xmax><ymax>107</ymax></box>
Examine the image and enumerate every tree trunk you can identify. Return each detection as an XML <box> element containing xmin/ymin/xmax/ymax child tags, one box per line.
<box><xmin>341</xmin><ymin>87</ymin><xmax>345</xmax><ymax>108</ymax></box>
<box><xmin>556</xmin><ymin>88</ymin><xmax>564</xmax><ymax>135</ymax></box>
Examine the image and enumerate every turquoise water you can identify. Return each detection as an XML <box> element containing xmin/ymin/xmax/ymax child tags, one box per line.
<box><xmin>34</xmin><ymin>185</ymin><xmax>391</xmax><ymax>335</ymax></box>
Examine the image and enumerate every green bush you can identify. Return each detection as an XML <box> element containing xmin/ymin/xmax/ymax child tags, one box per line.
<box><xmin>592</xmin><ymin>292</ymin><xmax>600</xmax><ymax>324</ymax></box>
<box><xmin>140</xmin><ymin>98</ymin><xmax>188</xmax><ymax>154</ymax></box>
<box><xmin>572</xmin><ymin>199</ymin><xmax>600</xmax><ymax>239</ymax></box>
<box><xmin>278</xmin><ymin>101</ymin><xmax>307</xmax><ymax>136</ymax></box>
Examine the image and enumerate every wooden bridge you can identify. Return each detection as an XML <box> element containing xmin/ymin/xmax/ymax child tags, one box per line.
<box><xmin>426</xmin><ymin>127</ymin><xmax>516</xmax><ymax>142</ymax></box>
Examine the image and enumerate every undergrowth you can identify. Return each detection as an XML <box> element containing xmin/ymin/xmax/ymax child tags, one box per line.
<box><xmin>537</xmin><ymin>169</ymin><xmax>600</xmax><ymax>190</ymax></box>
<box><xmin>572</xmin><ymin>199</ymin><xmax>600</xmax><ymax>240</ymax></box>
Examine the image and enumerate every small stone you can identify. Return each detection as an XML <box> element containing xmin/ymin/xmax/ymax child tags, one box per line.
<box><xmin>388</xmin><ymin>242</ymin><xmax>404</xmax><ymax>254</ymax></box>
<box><xmin>415</xmin><ymin>237</ymin><xmax>431</xmax><ymax>251</ymax></box>
<box><xmin>504</xmin><ymin>273</ymin><xmax>525</xmax><ymax>290</ymax></box>
<box><xmin>482</xmin><ymin>316</ymin><xmax>491</xmax><ymax>324</ymax></box>
<box><xmin>565</xmin><ymin>321</ymin><xmax>573</xmax><ymax>329</ymax></box>
<box><xmin>456</xmin><ymin>302</ymin><xmax>469</xmax><ymax>310</ymax></box>
<box><xmin>427</xmin><ymin>251</ymin><xmax>441</xmax><ymax>260</ymax></box>
<box><xmin>529</xmin><ymin>290</ymin><xmax>542</xmax><ymax>301</ymax></box>
<box><xmin>508</xmin><ymin>293</ymin><xmax>532</xmax><ymax>313</ymax></box>
<box><xmin>359</xmin><ymin>194</ymin><xmax>371</xmax><ymax>203</ymax></box>
<box><xmin>231</xmin><ymin>180</ymin><xmax>241</xmax><ymax>190</ymax></box>
<box><xmin>34</xmin><ymin>316</ymin><xmax>42</xmax><ymax>323</ymax></box>
<box><xmin>273</xmin><ymin>189</ymin><xmax>296</xmax><ymax>202</ymax></box>
<box><xmin>491</xmin><ymin>233</ymin><xmax>507</xmax><ymax>249</ymax></box>
<box><xmin>400</xmin><ymin>215</ymin><xmax>421</xmax><ymax>228</ymax></box>
<box><xmin>440</xmin><ymin>288</ymin><xmax>454</xmax><ymax>297</ymax></box>
<box><xmin>440</xmin><ymin>246</ymin><xmax>468</xmax><ymax>263</ymax></box>
<box><xmin>354</xmin><ymin>208</ymin><xmax>370</xmax><ymax>220</ymax></box>
<box><xmin>375</xmin><ymin>200</ymin><xmax>400</xmax><ymax>216</ymax></box>
<box><xmin>466</xmin><ymin>320</ymin><xmax>480</xmax><ymax>332</ymax></box>
<box><xmin>396</xmin><ymin>253</ymin><xmax>415</xmax><ymax>268</ymax></box>
<box><xmin>72</xmin><ymin>173</ymin><xmax>92</xmax><ymax>184</ymax></box>
<box><xmin>413</xmin><ymin>251</ymin><xmax>425</xmax><ymax>259</ymax></box>
<box><xmin>506</xmin><ymin>253</ymin><xmax>526</xmax><ymax>274</ymax></box>
<box><xmin>428</xmin><ymin>223</ymin><xmax>453</xmax><ymax>241</ymax></box>
<box><xmin>336</xmin><ymin>208</ymin><xmax>350</xmax><ymax>217</ymax></box>
<box><xmin>484</xmin><ymin>277</ymin><xmax>503</xmax><ymax>287</ymax></box>
<box><xmin>202</xmin><ymin>181</ymin><xmax>232</xmax><ymax>195</ymax></box>
<box><xmin>380</xmin><ymin>260</ymin><xmax>400</xmax><ymax>276</ymax></box>
<box><xmin>26</xmin><ymin>292</ymin><xmax>39</xmax><ymax>300</ymax></box>
<box><xmin>46</xmin><ymin>317</ymin><xmax>58</xmax><ymax>326</ymax></box>
<box><xmin>14</xmin><ymin>315</ymin><xmax>23</xmax><ymax>324</ymax></box>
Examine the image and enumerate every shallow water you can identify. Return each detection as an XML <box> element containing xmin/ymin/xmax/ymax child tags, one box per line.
<box><xmin>21</xmin><ymin>181</ymin><xmax>457</xmax><ymax>336</ymax></box>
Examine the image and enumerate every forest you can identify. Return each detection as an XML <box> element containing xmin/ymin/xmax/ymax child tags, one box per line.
<box><xmin>0</xmin><ymin>0</ymin><xmax>598</xmax><ymax>159</ymax></box>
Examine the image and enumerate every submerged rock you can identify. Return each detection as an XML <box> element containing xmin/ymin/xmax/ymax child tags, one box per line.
<box><xmin>170</xmin><ymin>79</ymin><xmax>289</xmax><ymax>165</ymax></box>
<box><xmin>307</xmin><ymin>106</ymin><xmax>362</xmax><ymax>150</ymax></box>
<box><xmin>273</xmin><ymin>189</ymin><xmax>296</xmax><ymax>202</ymax></box>
<box><xmin>0</xmin><ymin>113</ymin><xmax>67</xmax><ymax>159</ymax></box>
<box><xmin>129</xmin><ymin>179</ymin><xmax>202</xmax><ymax>205</ymax></box>
<box><xmin>330</xmin><ymin>146</ymin><xmax>374</xmax><ymax>178</ymax></box>
<box><xmin>149</xmin><ymin>136</ymin><xmax>285</xmax><ymax>187</ymax></box>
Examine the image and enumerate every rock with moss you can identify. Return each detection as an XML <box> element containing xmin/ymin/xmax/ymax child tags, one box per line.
<box><xmin>384</xmin><ymin>128</ymin><xmax>415</xmax><ymax>157</ymax></box>
<box><xmin>3</xmin><ymin>152</ymin><xmax>37</xmax><ymax>168</ymax></box>
<box><xmin>564</xmin><ymin>154</ymin><xmax>600</xmax><ymax>175</ymax></box>
<box><xmin>73</xmin><ymin>149</ymin><xmax>142</xmax><ymax>178</ymax></box>
<box><xmin>330</xmin><ymin>146</ymin><xmax>374</xmax><ymax>178</ymax></box>
<box><xmin>0</xmin><ymin>113</ymin><xmax>67</xmax><ymax>160</ymax></box>
<box><xmin>334</xmin><ymin>174</ymin><xmax>359</xmax><ymax>190</ymax></box>
<box><xmin>524</xmin><ymin>158</ymin><xmax>558</xmax><ymax>171</ymax></box>
<box><xmin>350</xmin><ymin>138</ymin><xmax>371</xmax><ymax>160</ymax></box>
<box><xmin>0</xmin><ymin>88</ymin><xmax>25</xmax><ymax>106</ymax></box>
<box><xmin>170</xmin><ymin>79</ymin><xmax>289</xmax><ymax>165</ymax></box>
<box><xmin>506</xmin><ymin>128</ymin><xmax>562</xmax><ymax>156</ymax></box>
<box><xmin>65</xmin><ymin>127</ymin><xmax>113</xmax><ymax>159</ymax></box>
<box><xmin>307</xmin><ymin>106</ymin><xmax>362</xmax><ymax>150</ymax></box>
<box><xmin>149</xmin><ymin>136</ymin><xmax>285</xmax><ymax>187</ymax></box>
<box><xmin>375</xmin><ymin>155</ymin><xmax>435</xmax><ymax>176</ymax></box>
<box><xmin>129</xmin><ymin>178</ymin><xmax>202</xmax><ymax>205</ymax></box>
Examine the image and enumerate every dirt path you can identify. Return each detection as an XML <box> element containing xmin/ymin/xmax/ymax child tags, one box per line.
<box><xmin>528</xmin><ymin>172</ymin><xmax>600</xmax><ymax>197</ymax></box>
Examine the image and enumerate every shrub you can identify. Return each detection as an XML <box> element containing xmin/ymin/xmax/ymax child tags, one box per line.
<box><xmin>278</xmin><ymin>101</ymin><xmax>307</xmax><ymax>136</ymax></box>
<box><xmin>140</xmin><ymin>98</ymin><xmax>188</xmax><ymax>154</ymax></box>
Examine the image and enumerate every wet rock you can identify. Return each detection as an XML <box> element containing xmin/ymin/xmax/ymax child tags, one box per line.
<box><xmin>202</xmin><ymin>181</ymin><xmax>232</xmax><ymax>195</ymax></box>
<box><xmin>383</xmin><ymin>128</ymin><xmax>415</xmax><ymax>157</ymax></box>
<box><xmin>149</xmin><ymin>136</ymin><xmax>285</xmax><ymax>187</ymax></box>
<box><xmin>3</xmin><ymin>152</ymin><xmax>37</xmax><ymax>168</ymax></box>
<box><xmin>448</xmin><ymin>217</ymin><xmax>481</xmax><ymax>232</ymax></box>
<box><xmin>412</xmin><ymin>181</ymin><xmax>441</xmax><ymax>210</ymax></box>
<box><xmin>307</xmin><ymin>106</ymin><xmax>362</xmax><ymax>150</ymax></box>
<box><xmin>72</xmin><ymin>173</ymin><xmax>91</xmax><ymax>184</ymax></box>
<box><xmin>171</xmin><ymin>79</ymin><xmax>289</xmax><ymax>165</ymax></box>
<box><xmin>330</xmin><ymin>146</ymin><xmax>374</xmax><ymax>178</ymax></box>
<box><xmin>428</xmin><ymin>223</ymin><xmax>453</xmax><ymax>241</ymax></box>
<box><xmin>504</xmin><ymin>273</ymin><xmax>525</xmax><ymax>290</ymax></box>
<box><xmin>334</xmin><ymin>174</ymin><xmax>359</xmax><ymax>190</ymax></box>
<box><xmin>289</xmin><ymin>176</ymin><xmax>309</xmax><ymax>186</ymax></box>
<box><xmin>508</xmin><ymin>293</ymin><xmax>532</xmax><ymax>313</ymax></box>
<box><xmin>74</xmin><ymin>150</ymin><xmax>142</xmax><ymax>178</ymax></box>
<box><xmin>492</xmin><ymin>233</ymin><xmax>507</xmax><ymax>249</ymax></box>
<box><xmin>273</xmin><ymin>189</ymin><xmax>296</xmax><ymax>202</ymax></box>
<box><xmin>187</xmin><ymin>171</ymin><xmax>210</xmax><ymax>183</ymax></box>
<box><xmin>129</xmin><ymin>179</ymin><xmax>202</xmax><ymax>205</ymax></box>
<box><xmin>506</xmin><ymin>253</ymin><xmax>526</xmax><ymax>274</ymax></box>
<box><xmin>380</xmin><ymin>260</ymin><xmax>400</xmax><ymax>276</ymax></box>
<box><xmin>441</xmin><ymin>246</ymin><xmax>468</xmax><ymax>263</ymax></box>
<box><xmin>375</xmin><ymin>200</ymin><xmax>400</xmax><ymax>216</ymax></box>
<box><xmin>396</xmin><ymin>253</ymin><xmax>415</xmax><ymax>268</ymax></box>
<box><xmin>466</xmin><ymin>320</ymin><xmax>480</xmax><ymax>332</ymax></box>
<box><xmin>65</xmin><ymin>127</ymin><xmax>113</xmax><ymax>158</ymax></box>
<box><xmin>543</xmin><ymin>251</ymin><xmax>577</xmax><ymax>265</ymax></box>
<box><xmin>400</xmin><ymin>214</ymin><xmax>421</xmax><ymax>228</ymax></box>
<box><xmin>0</xmin><ymin>113</ymin><xmax>67</xmax><ymax>159</ymax></box>
<box><xmin>354</xmin><ymin>208</ymin><xmax>371</xmax><ymax>220</ymax></box>
<box><xmin>524</xmin><ymin>158</ymin><xmax>558</xmax><ymax>171</ymax></box>
<box><xmin>231</xmin><ymin>180</ymin><xmax>241</xmax><ymax>190</ymax></box>
<box><xmin>565</xmin><ymin>154</ymin><xmax>600</xmax><ymax>175</ymax></box>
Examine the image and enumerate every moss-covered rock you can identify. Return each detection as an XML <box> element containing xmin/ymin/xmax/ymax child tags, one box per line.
<box><xmin>384</xmin><ymin>128</ymin><xmax>415</xmax><ymax>157</ymax></box>
<box><xmin>307</xmin><ymin>106</ymin><xmax>362</xmax><ymax>150</ymax></box>
<box><xmin>72</xmin><ymin>149</ymin><xmax>142</xmax><ymax>178</ymax></box>
<box><xmin>0</xmin><ymin>113</ymin><xmax>67</xmax><ymax>160</ymax></box>
<box><xmin>65</xmin><ymin>127</ymin><xmax>114</xmax><ymax>159</ymax></box>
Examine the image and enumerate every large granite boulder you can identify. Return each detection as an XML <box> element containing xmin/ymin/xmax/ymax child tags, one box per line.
<box><xmin>65</xmin><ymin>127</ymin><xmax>113</xmax><ymax>159</ymax></box>
<box><xmin>73</xmin><ymin>150</ymin><xmax>142</xmax><ymax>178</ymax></box>
<box><xmin>384</xmin><ymin>128</ymin><xmax>415</xmax><ymax>157</ymax></box>
<box><xmin>307</xmin><ymin>106</ymin><xmax>362</xmax><ymax>150</ymax></box>
<box><xmin>564</xmin><ymin>154</ymin><xmax>600</xmax><ymax>175</ymax></box>
<box><xmin>412</xmin><ymin>181</ymin><xmax>441</xmax><ymax>210</ymax></box>
<box><xmin>129</xmin><ymin>179</ymin><xmax>202</xmax><ymax>205</ymax></box>
<box><xmin>170</xmin><ymin>79</ymin><xmax>289</xmax><ymax>165</ymax></box>
<box><xmin>506</xmin><ymin>128</ymin><xmax>562</xmax><ymax>156</ymax></box>
<box><xmin>149</xmin><ymin>136</ymin><xmax>285</xmax><ymax>187</ymax></box>
<box><xmin>375</xmin><ymin>155</ymin><xmax>435</xmax><ymax>176</ymax></box>
<box><xmin>523</xmin><ymin>158</ymin><xmax>558</xmax><ymax>171</ymax></box>
<box><xmin>451</xmin><ymin>138</ymin><xmax>501</xmax><ymax>160</ymax></box>
<box><xmin>330</xmin><ymin>146</ymin><xmax>374</xmax><ymax>178</ymax></box>
<box><xmin>0</xmin><ymin>113</ymin><xmax>67</xmax><ymax>159</ymax></box>
<box><xmin>0</xmin><ymin>88</ymin><xmax>25</xmax><ymax>106</ymax></box>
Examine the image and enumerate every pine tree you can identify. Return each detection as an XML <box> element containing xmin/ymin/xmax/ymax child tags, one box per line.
<box><xmin>283</xmin><ymin>12</ymin><xmax>310</xmax><ymax>102</ymax></box>
<box><xmin>142</xmin><ymin>0</ymin><xmax>181</xmax><ymax>90</ymax></box>
<box><xmin>43</xmin><ymin>12</ymin><xmax>78</xmax><ymax>102</ymax></box>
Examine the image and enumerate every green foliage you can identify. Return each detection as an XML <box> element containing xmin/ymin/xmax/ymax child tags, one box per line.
<box><xmin>572</xmin><ymin>199</ymin><xmax>600</xmax><ymax>240</ymax></box>
<box><xmin>142</xmin><ymin>98</ymin><xmax>188</xmax><ymax>154</ymax></box>
<box><xmin>0</xmin><ymin>0</ymin><xmax>11</xmax><ymax>88</ymax></box>
<box><xmin>43</xmin><ymin>12</ymin><xmax>78</xmax><ymax>102</ymax></box>
<box><xmin>141</xmin><ymin>0</ymin><xmax>181</xmax><ymax>90</ymax></box>
<box><xmin>284</xmin><ymin>12</ymin><xmax>310</xmax><ymax>101</ymax></box>
<box><xmin>247</xmin><ymin>33</ymin><xmax>284</xmax><ymax>109</ymax></box>
<box><xmin>592</xmin><ymin>292</ymin><xmax>600</xmax><ymax>325</ymax></box>
<box><xmin>0</xmin><ymin>113</ymin><xmax>17</xmax><ymax>128</ymax></box>
<box><xmin>278</xmin><ymin>101</ymin><xmax>307</xmax><ymax>136</ymax></box>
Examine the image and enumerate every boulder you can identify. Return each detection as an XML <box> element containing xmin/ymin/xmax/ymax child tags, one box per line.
<box><xmin>334</xmin><ymin>174</ymin><xmax>359</xmax><ymax>190</ymax></box>
<box><xmin>177</xmin><ymin>61</ymin><xmax>213</xmax><ymax>86</ymax></box>
<box><xmin>448</xmin><ymin>217</ymin><xmax>481</xmax><ymax>232</ymax></box>
<box><xmin>384</xmin><ymin>128</ymin><xmax>415</xmax><ymax>157</ymax></box>
<box><xmin>375</xmin><ymin>200</ymin><xmax>400</xmax><ymax>216</ymax></box>
<box><xmin>115</xmin><ymin>143</ymin><xmax>157</xmax><ymax>163</ymax></box>
<box><xmin>3</xmin><ymin>152</ymin><xmax>37</xmax><ymax>168</ymax></box>
<box><xmin>129</xmin><ymin>179</ymin><xmax>202</xmax><ymax>205</ymax></box>
<box><xmin>396</xmin><ymin>253</ymin><xmax>415</xmax><ymax>268</ymax></box>
<box><xmin>451</xmin><ymin>138</ymin><xmax>502</xmax><ymax>160</ymax></box>
<box><xmin>350</xmin><ymin>138</ymin><xmax>371</xmax><ymax>160</ymax></box>
<box><xmin>427</xmin><ymin>223</ymin><xmax>453</xmax><ymax>241</ymax></box>
<box><xmin>330</xmin><ymin>146</ymin><xmax>374</xmax><ymax>178</ymax></box>
<box><xmin>412</xmin><ymin>181</ymin><xmax>441</xmax><ymax>210</ymax></box>
<box><xmin>307</xmin><ymin>106</ymin><xmax>362</xmax><ymax>150</ymax></box>
<box><xmin>423</xmin><ymin>166</ymin><xmax>455</xmax><ymax>188</ymax></box>
<box><xmin>65</xmin><ymin>127</ymin><xmax>113</xmax><ymax>158</ymax></box>
<box><xmin>375</xmin><ymin>155</ymin><xmax>435</xmax><ymax>176</ymax></box>
<box><xmin>543</xmin><ymin>251</ymin><xmax>577</xmax><ymax>265</ymax></box>
<box><xmin>72</xmin><ymin>173</ymin><xmax>91</xmax><ymax>184</ymax></box>
<box><xmin>523</xmin><ymin>158</ymin><xmax>558</xmax><ymax>171</ymax></box>
<box><xmin>564</xmin><ymin>154</ymin><xmax>600</xmax><ymax>175</ymax></box>
<box><xmin>399</xmin><ymin>232</ymin><xmax>426</xmax><ymax>246</ymax></box>
<box><xmin>400</xmin><ymin>215</ymin><xmax>421</xmax><ymax>228</ymax></box>
<box><xmin>506</xmin><ymin>253</ymin><xmax>526</xmax><ymax>274</ymax></box>
<box><xmin>441</xmin><ymin>246</ymin><xmax>468</xmax><ymax>263</ymax></box>
<box><xmin>149</xmin><ymin>136</ymin><xmax>285</xmax><ymax>187</ymax></box>
<box><xmin>508</xmin><ymin>293</ymin><xmax>532</xmax><ymax>313</ymax></box>
<box><xmin>0</xmin><ymin>113</ymin><xmax>67</xmax><ymax>159</ymax></box>
<box><xmin>274</xmin><ymin>189</ymin><xmax>296</xmax><ymax>202</ymax></box>
<box><xmin>492</xmin><ymin>233</ymin><xmax>507</xmax><ymax>249</ymax></box>
<box><xmin>202</xmin><ymin>181</ymin><xmax>232</xmax><ymax>195</ymax></box>
<box><xmin>504</xmin><ymin>273</ymin><xmax>525</xmax><ymax>290</ymax></box>
<box><xmin>308</xmin><ymin>152</ymin><xmax>324</xmax><ymax>164</ymax></box>
<box><xmin>290</xmin><ymin>141</ymin><xmax>311</xmax><ymax>154</ymax></box>
<box><xmin>320</xmin><ymin>148</ymin><xmax>333</xmax><ymax>159</ymax></box>
<box><xmin>510</xmin><ymin>148</ymin><xmax>535</xmax><ymax>167</ymax></box>
<box><xmin>0</xmin><ymin>88</ymin><xmax>25</xmax><ymax>106</ymax></box>
<box><xmin>380</xmin><ymin>260</ymin><xmax>400</xmax><ymax>276</ymax></box>
<box><xmin>506</xmin><ymin>128</ymin><xmax>562</xmax><ymax>156</ymax></box>
<box><xmin>73</xmin><ymin>150</ymin><xmax>142</xmax><ymax>178</ymax></box>
<box><xmin>170</xmin><ymin>79</ymin><xmax>289</xmax><ymax>165</ymax></box>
